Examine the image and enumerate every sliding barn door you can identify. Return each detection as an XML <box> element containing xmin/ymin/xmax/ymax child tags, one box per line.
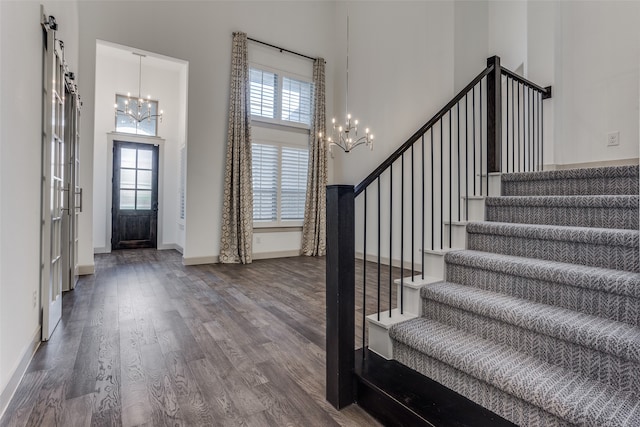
<box><xmin>40</xmin><ymin>9</ymin><xmax>65</xmax><ymax>340</ymax></box>
<box><xmin>62</xmin><ymin>79</ymin><xmax>81</xmax><ymax>292</ymax></box>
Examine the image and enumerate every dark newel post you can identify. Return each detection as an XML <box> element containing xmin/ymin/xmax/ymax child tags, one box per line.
<box><xmin>326</xmin><ymin>185</ymin><xmax>355</xmax><ymax>410</ymax></box>
<box><xmin>487</xmin><ymin>55</ymin><xmax>502</xmax><ymax>173</ymax></box>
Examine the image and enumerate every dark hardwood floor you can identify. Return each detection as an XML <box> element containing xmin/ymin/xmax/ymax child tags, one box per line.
<box><xmin>1</xmin><ymin>250</ymin><xmax>386</xmax><ymax>426</ymax></box>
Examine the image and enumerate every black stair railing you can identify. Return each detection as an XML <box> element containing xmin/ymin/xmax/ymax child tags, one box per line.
<box><xmin>326</xmin><ymin>56</ymin><xmax>551</xmax><ymax>409</ymax></box>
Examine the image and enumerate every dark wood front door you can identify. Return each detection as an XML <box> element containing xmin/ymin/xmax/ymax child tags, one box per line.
<box><xmin>112</xmin><ymin>141</ymin><xmax>159</xmax><ymax>249</ymax></box>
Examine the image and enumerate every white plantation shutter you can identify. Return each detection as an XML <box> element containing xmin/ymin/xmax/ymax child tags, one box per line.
<box><xmin>280</xmin><ymin>147</ymin><xmax>308</xmax><ymax>220</ymax></box>
<box><xmin>281</xmin><ymin>76</ymin><xmax>312</xmax><ymax>126</ymax></box>
<box><xmin>250</xmin><ymin>68</ymin><xmax>277</xmax><ymax>119</ymax></box>
<box><xmin>251</xmin><ymin>143</ymin><xmax>279</xmax><ymax>221</ymax></box>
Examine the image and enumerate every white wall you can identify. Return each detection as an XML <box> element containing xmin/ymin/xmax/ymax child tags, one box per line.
<box><xmin>554</xmin><ymin>1</ymin><xmax>640</xmax><ymax>166</ymax></box>
<box><xmin>77</xmin><ymin>1</ymin><xmax>336</xmax><ymax>265</ymax></box>
<box><xmin>0</xmin><ymin>0</ymin><xmax>79</xmax><ymax>414</ymax></box>
<box><xmin>454</xmin><ymin>1</ymin><xmax>489</xmax><ymax>92</ymax></box>
<box><xmin>93</xmin><ymin>42</ymin><xmax>187</xmax><ymax>253</ymax></box>
<box><xmin>488</xmin><ymin>1</ymin><xmax>527</xmax><ymax>74</ymax></box>
<box><xmin>332</xmin><ymin>1</ymin><xmax>456</xmax><ymax>185</ymax></box>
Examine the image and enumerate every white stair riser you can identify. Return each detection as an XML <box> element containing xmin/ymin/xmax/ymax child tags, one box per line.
<box><xmin>395</xmin><ymin>283</ymin><xmax>422</xmax><ymax>316</ymax></box>
<box><xmin>423</xmin><ymin>252</ymin><xmax>445</xmax><ymax>279</ymax></box>
<box><xmin>444</xmin><ymin>223</ymin><xmax>467</xmax><ymax>249</ymax></box>
<box><xmin>481</xmin><ymin>173</ymin><xmax>502</xmax><ymax>197</ymax></box>
<box><xmin>368</xmin><ymin>321</ymin><xmax>394</xmax><ymax>359</ymax></box>
<box><xmin>461</xmin><ymin>197</ymin><xmax>485</xmax><ymax>221</ymax></box>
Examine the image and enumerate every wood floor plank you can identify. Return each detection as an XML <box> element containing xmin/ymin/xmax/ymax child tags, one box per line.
<box><xmin>139</xmin><ymin>343</ymin><xmax>184</xmax><ymax>426</ymax></box>
<box><xmin>59</xmin><ymin>394</ymin><xmax>94</xmax><ymax>427</ymax></box>
<box><xmin>1</xmin><ymin>250</ymin><xmax>382</xmax><ymax>427</ymax></box>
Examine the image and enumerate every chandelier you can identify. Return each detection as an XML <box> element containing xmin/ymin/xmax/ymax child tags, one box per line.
<box><xmin>320</xmin><ymin>16</ymin><xmax>373</xmax><ymax>155</ymax></box>
<box><xmin>114</xmin><ymin>52</ymin><xmax>163</xmax><ymax>124</ymax></box>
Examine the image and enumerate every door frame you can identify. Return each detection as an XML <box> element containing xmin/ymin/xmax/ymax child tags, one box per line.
<box><xmin>106</xmin><ymin>132</ymin><xmax>165</xmax><ymax>252</ymax></box>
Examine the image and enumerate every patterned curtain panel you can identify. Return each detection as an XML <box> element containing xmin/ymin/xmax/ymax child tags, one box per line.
<box><xmin>220</xmin><ymin>32</ymin><xmax>253</xmax><ymax>264</ymax></box>
<box><xmin>301</xmin><ymin>58</ymin><xmax>327</xmax><ymax>256</ymax></box>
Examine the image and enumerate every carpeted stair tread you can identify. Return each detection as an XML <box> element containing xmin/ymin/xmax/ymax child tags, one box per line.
<box><xmin>467</xmin><ymin>222</ymin><xmax>639</xmax><ymax>248</ymax></box>
<box><xmin>501</xmin><ymin>165</ymin><xmax>639</xmax><ymax>196</ymax></box>
<box><xmin>419</xmin><ymin>281</ymin><xmax>640</xmax><ymax>364</ymax></box>
<box><xmin>485</xmin><ymin>194</ymin><xmax>639</xmax><ymax>207</ymax></box>
<box><xmin>484</xmin><ymin>195</ymin><xmax>639</xmax><ymax>229</ymax></box>
<box><xmin>389</xmin><ymin>317</ymin><xmax>640</xmax><ymax>426</ymax></box>
<box><xmin>444</xmin><ymin>250</ymin><xmax>640</xmax><ymax>299</ymax></box>
<box><xmin>467</xmin><ymin>221</ymin><xmax>639</xmax><ymax>272</ymax></box>
<box><xmin>501</xmin><ymin>165</ymin><xmax>639</xmax><ymax>183</ymax></box>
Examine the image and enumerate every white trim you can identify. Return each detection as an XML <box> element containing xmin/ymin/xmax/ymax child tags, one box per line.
<box><xmin>551</xmin><ymin>158</ymin><xmax>639</xmax><ymax>170</ymax></box>
<box><xmin>106</xmin><ymin>132</ymin><xmax>165</xmax><ymax>252</ymax></box>
<box><xmin>183</xmin><ymin>255</ymin><xmax>219</xmax><ymax>266</ymax></box>
<box><xmin>157</xmin><ymin>243</ymin><xmax>183</xmax><ymax>253</ymax></box>
<box><xmin>253</xmin><ymin>250</ymin><xmax>301</xmax><ymax>260</ymax></box>
<box><xmin>77</xmin><ymin>265</ymin><xmax>95</xmax><ymax>276</ymax></box>
<box><xmin>355</xmin><ymin>251</ymin><xmax>422</xmax><ymax>271</ymax></box>
<box><xmin>0</xmin><ymin>327</ymin><xmax>41</xmax><ymax>419</ymax></box>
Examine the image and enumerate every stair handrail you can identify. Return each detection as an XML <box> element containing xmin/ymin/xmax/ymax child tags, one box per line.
<box><xmin>355</xmin><ymin>64</ymin><xmax>495</xmax><ymax>196</ymax></box>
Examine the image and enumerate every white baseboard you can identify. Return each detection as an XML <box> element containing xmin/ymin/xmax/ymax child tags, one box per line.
<box><xmin>157</xmin><ymin>243</ymin><xmax>183</xmax><ymax>253</ymax></box>
<box><xmin>355</xmin><ymin>251</ymin><xmax>422</xmax><ymax>271</ymax></box>
<box><xmin>253</xmin><ymin>250</ymin><xmax>301</xmax><ymax>260</ymax></box>
<box><xmin>0</xmin><ymin>327</ymin><xmax>41</xmax><ymax>419</ymax></box>
<box><xmin>183</xmin><ymin>255</ymin><xmax>219</xmax><ymax>266</ymax></box>
<box><xmin>77</xmin><ymin>264</ymin><xmax>95</xmax><ymax>276</ymax></box>
<box><xmin>551</xmin><ymin>158</ymin><xmax>639</xmax><ymax>170</ymax></box>
<box><xmin>93</xmin><ymin>246</ymin><xmax>110</xmax><ymax>254</ymax></box>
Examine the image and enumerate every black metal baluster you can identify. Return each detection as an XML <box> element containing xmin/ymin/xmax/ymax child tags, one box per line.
<box><xmin>506</xmin><ymin>77</ymin><xmax>509</xmax><ymax>173</ymax></box>
<box><xmin>449</xmin><ymin>111</ymin><xmax>452</xmax><ymax>249</ymax></box>
<box><xmin>389</xmin><ymin>165</ymin><xmax>393</xmax><ymax>317</ymax></box>
<box><xmin>517</xmin><ymin>82</ymin><xmax>521</xmax><ymax>172</ymax></box>
<box><xmin>411</xmin><ymin>143</ymin><xmax>415</xmax><ymax>282</ymax></box>
<box><xmin>528</xmin><ymin>87</ymin><xmax>532</xmax><ymax>171</ymax></box>
<box><xmin>431</xmin><ymin>129</ymin><xmax>434</xmax><ymax>251</ymax></box>
<box><xmin>440</xmin><ymin>118</ymin><xmax>443</xmax><ymax>250</ymax></box>
<box><xmin>377</xmin><ymin>177</ymin><xmax>381</xmax><ymax>321</ymax></box>
<box><xmin>400</xmin><ymin>153</ymin><xmax>404</xmax><ymax>314</ymax></box>
<box><xmin>530</xmin><ymin>88</ymin><xmax>534</xmax><ymax>171</ymax></box>
<box><xmin>465</xmin><ymin>94</ymin><xmax>469</xmax><ymax>220</ymax></box>
<box><xmin>480</xmin><ymin>78</ymin><xmax>484</xmax><ymax>196</ymax></box>
<box><xmin>457</xmin><ymin>102</ymin><xmax>461</xmax><ymax>222</ymax></box>
<box><xmin>511</xmin><ymin>79</ymin><xmax>515</xmax><ymax>173</ymax></box>
<box><xmin>421</xmin><ymin>134</ymin><xmax>425</xmax><ymax>279</ymax></box>
<box><xmin>473</xmin><ymin>86</ymin><xmax>476</xmax><ymax>195</ymax></box>
<box><xmin>541</xmin><ymin>92</ymin><xmax>544</xmax><ymax>171</ymax></box>
<box><xmin>362</xmin><ymin>188</ymin><xmax>367</xmax><ymax>354</ymax></box>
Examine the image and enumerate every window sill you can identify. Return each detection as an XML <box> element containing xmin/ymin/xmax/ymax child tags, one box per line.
<box><xmin>254</xmin><ymin>224</ymin><xmax>303</xmax><ymax>233</ymax></box>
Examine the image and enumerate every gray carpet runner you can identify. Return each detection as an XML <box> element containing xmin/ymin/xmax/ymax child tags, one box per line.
<box><xmin>389</xmin><ymin>165</ymin><xmax>640</xmax><ymax>426</ymax></box>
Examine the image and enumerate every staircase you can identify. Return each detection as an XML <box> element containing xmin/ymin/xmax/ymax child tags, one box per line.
<box><xmin>388</xmin><ymin>165</ymin><xmax>640</xmax><ymax>426</ymax></box>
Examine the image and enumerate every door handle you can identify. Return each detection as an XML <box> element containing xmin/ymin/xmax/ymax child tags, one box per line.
<box><xmin>75</xmin><ymin>188</ymin><xmax>83</xmax><ymax>212</ymax></box>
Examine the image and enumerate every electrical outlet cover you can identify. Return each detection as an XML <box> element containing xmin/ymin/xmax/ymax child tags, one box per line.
<box><xmin>607</xmin><ymin>131</ymin><xmax>620</xmax><ymax>146</ymax></box>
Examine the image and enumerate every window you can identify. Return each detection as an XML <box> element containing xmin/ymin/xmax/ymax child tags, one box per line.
<box><xmin>119</xmin><ymin>147</ymin><xmax>154</xmax><ymax>210</ymax></box>
<box><xmin>249</xmin><ymin>67</ymin><xmax>313</xmax><ymax>127</ymax></box>
<box><xmin>252</xmin><ymin>142</ymin><xmax>308</xmax><ymax>225</ymax></box>
<box><xmin>115</xmin><ymin>94</ymin><xmax>160</xmax><ymax>136</ymax></box>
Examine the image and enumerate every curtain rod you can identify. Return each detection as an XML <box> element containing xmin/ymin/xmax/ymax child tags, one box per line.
<box><xmin>247</xmin><ymin>37</ymin><xmax>317</xmax><ymax>62</ymax></box>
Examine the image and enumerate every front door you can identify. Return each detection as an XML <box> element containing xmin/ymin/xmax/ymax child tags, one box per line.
<box><xmin>112</xmin><ymin>141</ymin><xmax>159</xmax><ymax>249</ymax></box>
